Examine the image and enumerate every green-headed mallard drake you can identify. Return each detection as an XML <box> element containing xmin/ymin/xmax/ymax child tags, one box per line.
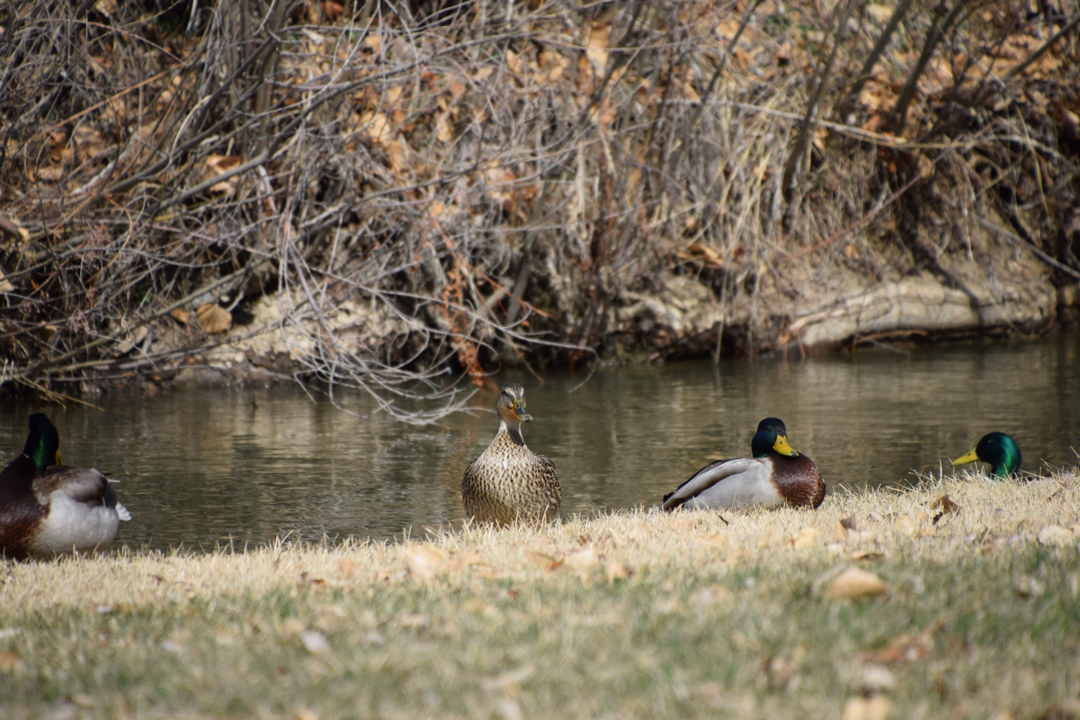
<box><xmin>951</xmin><ymin>432</ymin><xmax>1021</xmax><ymax>479</ymax></box>
<box><xmin>1</xmin><ymin>413</ymin><xmax>131</xmax><ymax>560</ymax></box>
<box><xmin>663</xmin><ymin>417</ymin><xmax>825</xmax><ymax>511</ymax></box>
<box><xmin>462</xmin><ymin>383</ymin><xmax>561</xmax><ymax>526</ymax></box>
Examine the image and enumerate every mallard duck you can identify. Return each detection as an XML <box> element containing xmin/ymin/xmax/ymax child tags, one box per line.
<box><xmin>662</xmin><ymin>417</ymin><xmax>825</xmax><ymax>511</ymax></box>
<box><xmin>951</xmin><ymin>432</ymin><xmax>1021</xmax><ymax>479</ymax></box>
<box><xmin>1</xmin><ymin>413</ymin><xmax>131</xmax><ymax>560</ymax></box>
<box><xmin>462</xmin><ymin>383</ymin><xmax>561</xmax><ymax>525</ymax></box>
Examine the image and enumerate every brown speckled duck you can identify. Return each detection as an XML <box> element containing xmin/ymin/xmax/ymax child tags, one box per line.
<box><xmin>462</xmin><ymin>383</ymin><xmax>561</xmax><ymax>525</ymax></box>
<box><xmin>663</xmin><ymin>417</ymin><xmax>825</xmax><ymax>511</ymax></box>
<box><xmin>1</xmin><ymin>413</ymin><xmax>131</xmax><ymax>560</ymax></box>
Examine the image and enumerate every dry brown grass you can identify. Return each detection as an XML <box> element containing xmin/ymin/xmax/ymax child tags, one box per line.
<box><xmin>5</xmin><ymin>470</ymin><xmax>1079</xmax><ymax>610</ymax></box>
<box><xmin>2</xmin><ymin>470</ymin><xmax>1078</xmax><ymax>718</ymax></box>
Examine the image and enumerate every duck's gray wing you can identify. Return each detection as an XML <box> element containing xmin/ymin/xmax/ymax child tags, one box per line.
<box><xmin>662</xmin><ymin>457</ymin><xmax>779</xmax><ymax>510</ymax></box>
<box><xmin>33</xmin><ymin>466</ymin><xmax>131</xmax><ymax>520</ymax></box>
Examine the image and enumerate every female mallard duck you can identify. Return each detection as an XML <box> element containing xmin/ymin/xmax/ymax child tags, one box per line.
<box><xmin>462</xmin><ymin>383</ymin><xmax>561</xmax><ymax>526</ymax></box>
<box><xmin>951</xmin><ymin>432</ymin><xmax>1021</xmax><ymax>479</ymax></box>
<box><xmin>663</xmin><ymin>417</ymin><xmax>825</xmax><ymax>511</ymax></box>
<box><xmin>1</xmin><ymin>413</ymin><xmax>131</xmax><ymax>560</ymax></box>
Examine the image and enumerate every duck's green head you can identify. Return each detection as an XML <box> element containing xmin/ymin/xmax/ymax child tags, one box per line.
<box><xmin>951</xmin><ymin>432</ymin><xmax>1021</xmax><ymax>479</ymax></box>
<box><xmin>751</xmin><ymin>417</ymin><xmax>799</xmax><ymax>459</ymax></box>
<box><xmin>23</xmin><ymin>413</ymin><xmax>61</xmax><ymax>473</ymax></box>
<box><xmin>496</xmin><ymin>382</ymin><xmax>532</xmax><ymax>424</ymax></box>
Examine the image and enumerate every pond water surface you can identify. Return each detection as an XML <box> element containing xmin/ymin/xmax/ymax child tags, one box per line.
<box><xmin>2</xmin><ymin>334</ymin><xmax>1078</xmax><ymax>552</ymax></box>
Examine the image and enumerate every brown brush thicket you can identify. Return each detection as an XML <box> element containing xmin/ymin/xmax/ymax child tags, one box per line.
<box><xmin>0</xmin><ymin>0</ymin><xmax>1077</xmax><ymax>419</ymax></box>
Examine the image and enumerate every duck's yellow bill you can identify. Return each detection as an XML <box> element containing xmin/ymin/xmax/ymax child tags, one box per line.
<box><xmin>773</xmin><ymin>435</ymin><xmax>799</xmax><ymax>457</ymax></box>
<box><xmin>951</xmin><ymin>448</ymin><xmax>979</xmax><ymax>467</ymax></box>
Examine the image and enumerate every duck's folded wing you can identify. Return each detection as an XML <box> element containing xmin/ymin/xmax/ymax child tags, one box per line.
<box><xmin>536</xmin><ymin>454</ymin><xmax>559</xmax><ymax>480</ymax></box>
<box><xmin>33</xmin><ymin>467</ymin><xmax>111</xmax><ymax>506</ymax></box>
<box><xmin>662</xmin><ymin>457</ymin><xmax>770</xmax><ymax>510</ymax></box>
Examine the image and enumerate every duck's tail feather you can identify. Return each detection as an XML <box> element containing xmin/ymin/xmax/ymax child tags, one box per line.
<box><xmin>115</xmin><ymin>502</ymin><xmax>132</xmax><ymax>522</ymax></box>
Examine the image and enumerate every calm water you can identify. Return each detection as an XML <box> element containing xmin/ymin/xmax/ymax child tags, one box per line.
<box><xmin>2</xmin><ymin>334</ymin><xmax>1078</xmax><ymax>552</ymax></box>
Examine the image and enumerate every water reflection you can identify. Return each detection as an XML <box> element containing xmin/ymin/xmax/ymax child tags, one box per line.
<box><xmin>1</xmin><ymin>334</ymin><xmax>1077</xmax><ymax>552</ymax></box>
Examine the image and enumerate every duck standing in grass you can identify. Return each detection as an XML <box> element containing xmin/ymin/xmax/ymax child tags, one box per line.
<box><xmin>663</xmin><ymin>417</ymin><xmax>825</xmax><ymax>511</ymax></box>
<box><xmin>951</xmin><ymin>432</ymin><xmax>1021</xmax><ymax>479</ymax></box>
<box><xmin>462</xmin><ymin>383</ymin><xmax>561</xmax><ymax>526</ymax></box>
<box><xmin>1</xmin><ymin>413</ymin><xmax>131</xmax><ymax>560</ymax></box>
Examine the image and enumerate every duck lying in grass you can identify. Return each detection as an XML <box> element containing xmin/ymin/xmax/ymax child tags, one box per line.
<box><xmin>0</xmin><ymin>414</ymin><xmax>131</xmax><ymax>560</ymax></box>
<box><xmin>663</xmin><ymin>417</ymin><xmax>825</xmax><ymax>511</ymax></box>
<box><xmin>462</xmin><ymin>383</ymin><xmax>561</xmax><ymax>526</ymax></box>
<box><xmin>952</xmin><ymin>432</ymin><xmax>1022</xmax><ymax>479</ymax></box>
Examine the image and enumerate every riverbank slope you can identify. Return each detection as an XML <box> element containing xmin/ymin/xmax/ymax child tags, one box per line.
<box><xmin>1</xmin><ymin>1</ymin><xmax>1078</xmax><ymax>410</ymax></box>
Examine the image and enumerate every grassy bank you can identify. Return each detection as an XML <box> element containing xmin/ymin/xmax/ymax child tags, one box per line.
<box><xmin>2</xmin><ymin>472</ymin><xmax>1079</xmax><ymax>719</ymax></box>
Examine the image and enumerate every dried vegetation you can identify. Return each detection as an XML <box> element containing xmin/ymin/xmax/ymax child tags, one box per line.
<box><xmin>1</xmin><ymin>471</ymin><xmax>1078</xmax><ymax>717</ymax></box>
<box><xmin>1</xmin><ymin>0</ymin><xmax>1079</xmax><ymax>419</ymax></box>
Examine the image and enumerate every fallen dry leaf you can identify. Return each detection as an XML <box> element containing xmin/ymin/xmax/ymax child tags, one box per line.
<box><xmin>561</xmin><ymin>546</ymin><xmax>600</xmax><ymax>577</ymax></box>
<box><xmin>206</xmin><ymin>154</ymin><xmax>241</xmax><ymax>173</ymax></box>
<box><xmin>860</xmin><ymin>627</ymin><xmax>935</xmax><ymax>665</ymax></box>
<box><xmin>827</xmin><ymin>567</ymin><xmax>888</xmax><ymax>599</ymax></box>
<box><xmin>835</xmin><ymin>521</ymin><xmax>849</xmax><ymax>542</ymax></box>
<box><xmin>336</xmin><ymin>558</ymin><xmax>356</xmax><ymax>578</ymax></box>
<box><xmin>1016</xmin><ymin>576</ymin><xmax>1045</xmax><ymax>598</ymax></box>
<box><xmin>169</xmin><ymin>308</ymin><xmax>190</xmax><ymax>324</ymax></box>
<box><xmin>405</xmin><ymin>544</ymin><xmax>446</xmax><ymax>582</ymax></box>
<box><xmin>398</xmin><ymin>613</ymin><xmax>430</xmax><ymax>631</ymax></box>
<box><xmin>300</xmin><ymin>629</ymin><xmax>331</xmax><ymax>655</ymax></box>
<box><xmin>850</xmin><ymin>550</ymin><xmax>883</xmax><ymax>562</ymax></box>
<box><xmin>678</xmin><ymin>241</ymin><xmax>725</xmax><ymax>268</ymax></box>
<box><xmin>705</xmin><ymin>531</ymin><xmax>729</xmax><ymax>548</ymax></box>
<box><xmin>788</xmin><ymin>527</ymin><xmax>819</xmax><ymax>550</ymax></box>
<box><xmin>0</xmin><ymin>214</ymin><xmax>31</xmax><ymax>242</ymax></box>
<box><xmin>70</xmin><ymin>694</ymin><xmax>94</xmax><ymax>709</ymax></box>
<box><xmin>851</xmin><ymin>662</ymin><xmax>897</xmax><ymax>693</ymax></box>
<box><xmin>196</xmin><ymin>304</ymin><xmax>231</xmax><ymax>334</ymax></box>
<box><xmin>209</xmin><ymin>180</ymin><xmax>236</xmax><ymax>196</ymax></box>
<box><xmin>443</xmin><ymin>551</ymin><xmax>483</xmax><ymax>573</ymax></box>
<box><xmin>525</xmin><ymin>550</ymin><xmax>562</xmax><ymax>573</ymax></box>
<box><xmin>605</xmin><ymin>561</ymin><xmax>630</xmax><ymax>584</ymax></box>
<box><xmin>931</xmin><ymin>494</ymin><xmax>960</xmax><ymax>524</ymax></box>
<box><xmin>842</xmin><ymin>694</ymin><xmax>892</xmax><ymax>720</ymax></box>
<box><xmin>322</xmin><ymin>1</ymin><xmax>343</xmax><ymax>20</ymax></box>
<box><xmin>865</xmin><ymin>3</ymin><xmax>894</xmax><ymax>23</ymax></box>
<box><xmin>0</xmin><ymin>649</ymin><xmax>19</xmax><ymax>671</ymax></box>
<box><xmin>1037</xmin><ymin>525</ymin><xmax>1075</xmax><ymax>547</ymax></box>
<box><xmin>893</xmin><ymin>514</ymin><xmax>916</xmax><ymax>537</ymax></box>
